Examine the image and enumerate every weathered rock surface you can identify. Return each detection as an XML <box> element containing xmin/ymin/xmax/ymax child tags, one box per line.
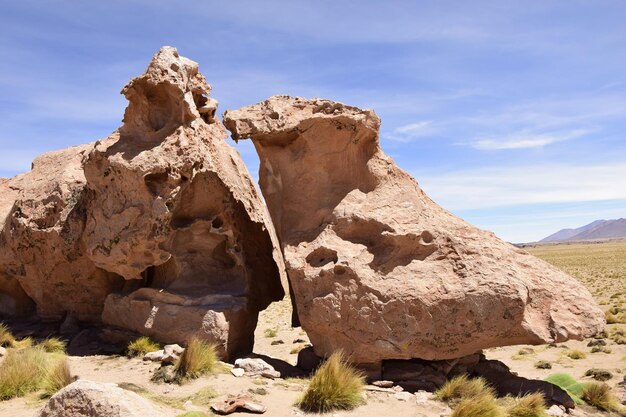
<box><xmin>0</xmin><ymin>147</ymin><xmax>124</xmax><ymax>320</ymax></box>
<box><xmin>90</xmin><ymin>47</ymin><xmax>285</xmax><ymax>359</ymax></box>
<box><xmin>1</xmin><ymin>47</ymin><xmax>286</xmax><ymax>360</ymax></box>
<box><xmin>223</xmin><ymin>95</ymin><xmax>605</xmax><ymax>363</ymax></box>
<box><xmin>38</xmin><ymin>380</ymin><xmax>167</xmax><ymax>417</ymax></box>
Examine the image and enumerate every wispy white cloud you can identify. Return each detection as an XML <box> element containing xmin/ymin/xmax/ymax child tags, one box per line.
<box><xmin>471</xmin><ymin>129</ymin><xmax>588</xmax><ymax>150</ymax></box>
<box><xmin>417</xmin><ymin>163</ymin><xmax>626</xmax><ymax>211</ymax></box>
<box><xmin>386</xmin><ymin>120</ymin><xmax>436</xmax><ymax>143</ymax></box>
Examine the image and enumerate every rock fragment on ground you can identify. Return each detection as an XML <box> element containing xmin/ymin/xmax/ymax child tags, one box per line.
<box><xmin>211</xmin><ymin>394</ymin><xmax>266</xmax><ymax>414</ymax></box>
<box><xmin>234</xmin><ymin>357</ymin><xmax>280</xmax><ymax>378</ymax></box>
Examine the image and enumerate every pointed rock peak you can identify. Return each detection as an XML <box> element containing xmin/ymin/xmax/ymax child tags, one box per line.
<box><xmin>120</xmin><ymin>46</ymin><xmax>218</xmax><ymax>141</ymax></box>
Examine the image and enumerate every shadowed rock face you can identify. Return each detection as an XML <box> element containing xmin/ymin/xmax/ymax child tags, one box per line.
<box><xmin>223</xmin><ymin>96</ymin><xmax>605</xmax><ymax>363</ymax></box>
<box><xmin>0</xmin><ymin>47</ymin><xmax>286</xmax><ymax>359</ymax></box>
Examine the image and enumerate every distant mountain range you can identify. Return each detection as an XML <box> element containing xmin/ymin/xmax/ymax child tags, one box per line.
<box><xmin>541</xmin><ymin>218</ymin><xmax>626</xmax><ymax>242</ymax></box>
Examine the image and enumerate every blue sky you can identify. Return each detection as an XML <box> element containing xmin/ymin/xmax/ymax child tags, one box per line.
<box><xmin>1</xmin><ymin>1</ymin><xmax>625</xmax><ymax>243</ymax></box>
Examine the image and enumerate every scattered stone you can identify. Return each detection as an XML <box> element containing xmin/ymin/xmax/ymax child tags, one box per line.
<box><xmin>364</xmin><ymin>385</ymin><xmax>396</xmax><ymax>393</ymax></box>
<box><xmin>143</xmin><ymin>350</ymin><xmax>165</xmax><ymax>362</ymax></box>
<box><xmin>547</xmin><ymin>405</ymin><xmax>566</xmax><ymax>417</ymax></box>
<box><xmin>211</xmin><ymin>395</ymin><xmax>266</xmax><ymax>414</ymax></box>
<box><xmin>163</xmin><ymin>344</ymin><xmax>184</xmax><ymax>356</ymax></box>
<box><xmin>584</xmin><ymin>368</ymin><xmax>612</xmax><ymax>381</ymax></box>
<box><xmin>271</xmin><ymin>340</ymin><xmax>284</xmax><ymax>345</ymax></box>
<box><xmin>261</xmin><ymin>370</ymin><xmax>281</xmax><ymax>379</ymax></box>
<box><xmin>372</xmin><ymin>380</ymin><xmax>394</xmax><ymax>388</ymax></box>
<box><xmin>38</xmin><ymin>380</ymin><xmax>167</xmax><ymax>417</ymax></box>
<box><xmin>223</xmin><ymin>95</ymin><xmax>604</xmax><ymax>363</ymax></box>
<box><xmin>587</xmin><ymin>338</ymin><xmax>606</xmax><ymax>347</ymax></box>
<box><xmin>160</xmin><ymin>353</ymin><xmax>179</xmax><ymax>365</ymax></box>
<box><xmin>414</xmin><ymin>391</ymin><xmax>434</xmax><ymax>405</ymax></box>
<box><xmin>234</xmin><ymin>357</ymin><xmax>278</xmax><ymax>376</ymax></box>
<box><xmin>393</xmin><ymin>391</ymin><xmax>414</xmax><ymax>401</ymax></box>
<box><xmin>231</xmin><ymin>368</ymin><xmax>245</xmax><ymax>377</ymax></box>
<box><xmin>292</xmin><ymin>338</ymin><xmax>306</xmax><ymax>344</ymax></box>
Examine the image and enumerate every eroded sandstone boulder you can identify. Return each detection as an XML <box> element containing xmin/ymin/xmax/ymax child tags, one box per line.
<box><xmin>223</xmin><ymin>96</ymin><xmax>605</xmax><ymax>364</ymax></box>
<box><xmin>0</xmin><ymin>47</ymin><xmax>286</xmax><ymax>360</ymax></box>
<box><xmin>0</xmin><ymin>147</ymin><xmax>124</xmax><ymax>321</ymax></box>
<box><xmin>84</xmin><ymin>47</ymin><xmax>285</xmax><ymax>358</ymax></box>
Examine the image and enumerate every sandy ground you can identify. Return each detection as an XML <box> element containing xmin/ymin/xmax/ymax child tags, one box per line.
<box><xmin>1</xmin><ymin>295</ymin><xmax>623</xmax><ymax>417</ymax></box>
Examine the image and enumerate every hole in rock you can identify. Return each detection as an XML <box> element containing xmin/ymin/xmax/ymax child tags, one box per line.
<box><xmin>335</xmin><ymin>217</ymin><xmax>438</xmax><ymax>274</ymax></box>
<box><xmin>211</xmin><ymin>216</ymin><xmax>224</xmax><ymax>229</ymax></box>
<box><xmin>306</xmin><ymin>247</ymin><xmax>338</xmax><ymax>268</ymax></box>
<box><xmin>144</xmin><ymin>171</ymin><xmax>170</xmax><ymax>197</ymax></box>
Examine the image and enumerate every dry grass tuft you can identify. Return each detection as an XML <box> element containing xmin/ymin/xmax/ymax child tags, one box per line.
<box><xmin>581</xmin><ymin>382</ymin><xmax>621</xmax><ymax>412</ymax></box>
<box><xmin>0</xmin><ymin>346</ymin><xmax>49</xmax><ymax>400</ymax></box>
<box><xmin>296</xmin><ymin>351</ymin><xmax>365</xmax><ymax>413</ymax></box>
<box><xmin>0</xmin><ymin>323</ymin><xmax>16</xmax><ymax>347</ymax></box>
<box><xmin>264</xmin><ymin>328</ymin><xmax>278</xmax><ymax>338</ymax></box>
<box><xmin>451</xmin><ymin>394</ymin><xmax>505</xmax><ymax>417</ymax></box>
<box><xmin>39</xmin><ymin>338</ymin><xmax>66</xmax><ymax>353</ymax></box>
<box><xmin>127</xmin><ymin>336</ymin><xmax>160</xmax><ymax>357</ymax></box>
<box><xmin>435</xmin><ymin>375</ymin><xmax>495</xmax><ymax>403</ymax></box>
<box><xmin>174</xmin><ymin>336</ymin><xmax>218</xmax><ymax>382</ymax></box>
<box><xmin>41</xmin><ymin>357</ymin><xmax>73</xmax><ymax>397</ymax></box>
<box><xmin>610</xmin><ymin>328</ymin><xmax>626</xmax><ymax>345</ymax></box>
<box><xmin>506</xmin><ymin>393</ymin><xmax>547</xmax><ymax>417</ymax></box>
<box><xmin>12</xmin><ymin>337</ymin><xmax>33</xmax><ymax>349</ymax></box>
<box><xmin>605</xmin><ymin>307</ymin><xmax>626</xmax><ymax>324</ymax></box>
<box><xmin>563</xmin><ymin>349</ymin><xmax>586</xmax><ymax>360</ymax></box>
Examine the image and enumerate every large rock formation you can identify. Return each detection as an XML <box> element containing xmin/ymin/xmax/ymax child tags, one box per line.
<box><xmin>88</xmin><ymin>47</ymin><xmax>285</xmax><ymax>358</ymax></box>
<box><xmin>0</xmin><ymin>47</ymin><xmax>286</xmax><ymax>359</ymax></box>
<box><xmin>223</xmin><ymin>96</ymin><xmax>605</xmax><ymax>364</ymax></box>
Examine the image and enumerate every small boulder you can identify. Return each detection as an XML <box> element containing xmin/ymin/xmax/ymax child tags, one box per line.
<box><xmin>234</xmin><ymin>357</ymin><xmax>278</xmax><ymax>376</ymax></box>
<box><xmin>372</xmin><ymin>380</ymin><xmax>394</xmax><ymax>388</ymax></box>
<box><xmin>393</xmin><ymin>391</ymin><xmax>414</xmax><ymax>401</ymax></box>
<box><xmin>231</xmin><ymin>368</ymin><xmax>245</xmax><ymax>377</ymax></box>
<box><xmin>143</xmin><ymin>350</ymin><xmax>165</xmax><ymax>362</ymax></box>
<box><xmin>163</xmin><ymin>344</ymin><xmax>184</xmax><ymax>356</ymax></box>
